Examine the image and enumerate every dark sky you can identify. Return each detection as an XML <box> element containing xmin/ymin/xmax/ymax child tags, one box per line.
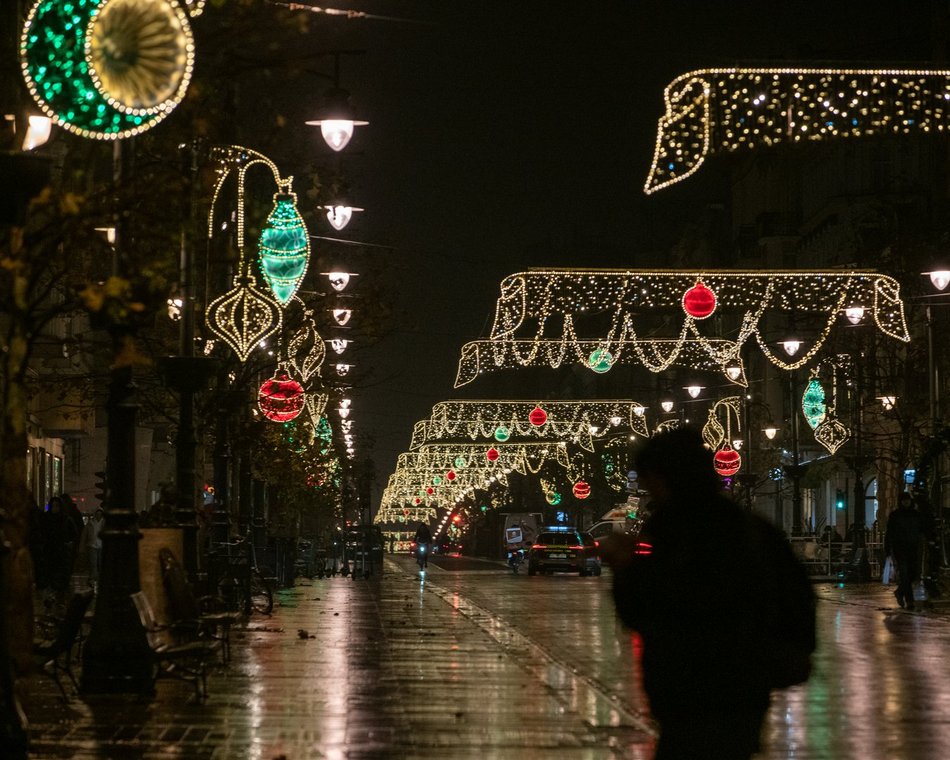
<box><xmin>287</xmin><ymin>1</ymin><xmax>942</xmax><ymax>500</ymax></box>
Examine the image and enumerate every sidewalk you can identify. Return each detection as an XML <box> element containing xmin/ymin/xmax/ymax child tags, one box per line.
<box><xmin>25</xmin><ymin>561</ymin><xmax>654</xmax><ymax>759</ymax></box>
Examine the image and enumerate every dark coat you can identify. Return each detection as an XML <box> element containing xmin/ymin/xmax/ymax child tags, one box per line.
<box><xmin>884</xmin><ymin>506</ymin><xmax>924</xmax><ymax>556</ymax></box>
<box><xmin>612</xmin><ymin>493</ymin><xmax>812</xmax><ymax>720</ymax></box>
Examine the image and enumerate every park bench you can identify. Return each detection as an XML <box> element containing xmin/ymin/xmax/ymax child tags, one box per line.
<box><xmin>131</xmin><ymin>590</ymin><xmax>220</xmax><ymax>702</ymax></box>
<box><xmin>159</xmin><ymin>547</ymin><xmax>237</xmax><ymax>664</ymax></box>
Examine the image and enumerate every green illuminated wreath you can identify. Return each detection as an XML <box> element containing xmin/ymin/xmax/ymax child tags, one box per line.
<box><xmin>20</xmin><ymin>0</ymin><xmax>194</xmax><ymax>140</ymax></box>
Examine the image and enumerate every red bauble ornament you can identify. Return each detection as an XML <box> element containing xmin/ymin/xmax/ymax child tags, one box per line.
<box><xmin>426</xmin><ymin>487</ymin><xmax>434</xmax><ymax>495</ymax></box>
<box><xmin>713</xmin><ymin>446</ymin><xmax>741</xmax><ymax>477</ymax></box>
<box><xmin>486</xmin><ymin>447</ymin><xmax>500</xmax><ymax>462</ymax></box>
<box><xmin>573</xmin><ymin>481</ymin><xmax>591</xmax><ymax>500</ymax></box>
<box><xmin>682</xmin><ymin>281</ymin><xmax>717</xmax><ymax>319</ymax></box>
<box><xmin>258</xmin><ymin>370</ymin><xmax>305</xmax><ymax>422</ymax></box>
<box><xmin>446</xmin><ymin>470</ymin><xmax>456</xmax><ymax>481</ymax></box>
<box><xmin>414</xmin><ymin>497</ymin><xmax>422</xmax><ymax>505</ymax></box>
<box><xmin>529</xmin><ymin>405</ymin><xmax>548</xmax><ymax>426</ymax></box>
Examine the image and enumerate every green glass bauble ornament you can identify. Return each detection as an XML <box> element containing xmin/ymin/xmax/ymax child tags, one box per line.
<box><xmin>259</xmin><ymin>192</ymin><xmax>310</xmax><ymax>305</ymax></box>
<box><xmin>801</xmin><ymin>378</ymin><xmax>827</xmax><ymax>430</ymax></box>
<box><xmin>588</xmin><ymin>348</ymin><xmax>613</xmax><ymax>373</ymax></box>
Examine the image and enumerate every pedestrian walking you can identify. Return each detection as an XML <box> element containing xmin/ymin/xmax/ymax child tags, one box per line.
<box><xmin>885</xmin><ymin>492</ymin><xmax>926</xmax><ymax>610</ymax></box>
<box><xmin>601</xmin><ymin>427</ymin><xmax>815</xmax><ymax>760</ymax></box>
<box><xmin>81</xmin><ymin>508</ymin><xmax>104</xmax><ymax>589</ymax></box>
<box><xmin>44</xmin><ymin>496</ymin><xmax>79</xmax><ymax>603</ymax></box>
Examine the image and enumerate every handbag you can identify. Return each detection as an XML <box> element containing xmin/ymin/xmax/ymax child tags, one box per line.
<box><xmin>881</xmin><ymin>556</ymin><xmax>893</xmax><ymax>585</ymax></box>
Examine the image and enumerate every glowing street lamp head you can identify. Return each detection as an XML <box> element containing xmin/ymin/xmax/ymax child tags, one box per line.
<box><xmin>732</xmin><ymin>438</ymin><xmax>744</xmax><ymax>450</ymax></box>
<box><xmin>633</xmin><ymin>405</ymin><xmax>646</xmax><ymax>417</ymax></box>
<box><xmin>22</xmin><ymin>114</ymin><xmax>51</xmax><ymax>150</ymax></box>
<box><xmin>878</xmin><ymin>395</ymin><xmax>897</xmax><ymax>411</ymax></box>
<box><xmin>685</xmin><ymin>385</ymin><xmax>703</xmax><ymax>399</ymax></box>
<box><xmin>725</xmin><ymin>365</ymin><xmax>742</xmax><ymax>382</ymax></box>
<box><xmin>844</xmin><ymin>306</ymin><xmax>865</xmax><ymax>325</ymax></box>
<box><xmin>661</xmin><ymin>400</ymin><xmax>674</xmax><ymax>413</ymax></box>
<box><xmin>781</xmin><ymin>339</ymin><xmax>802</xmax><ymax>357</ymax></box>
<box><xmin>327</xmin><ymin>272</ymin><xmax>351</xmax><ymax>291</ymax></box>
<box><xmin>763</xmin><ymin>426</ymin><xmax>779</xmax><ymax>440</ymax></box>
<box><xmin>330</xmin><ymin>338</ymin><xmax>350</xmax><ymax>354</ymax></box>
<box><xmin>332</xmin><ymin>308</ymin><xmax>352</xmax><ymax>326</ymax></box>
<box><xmin>305</xmin><ymin>88</ymin><xmax>369</xmax><ymax>152</ymax></box>
<box><xmin>324</xmin><ymin>205</ymin><xmax>363</xmax><ymax>231</ymax></box>
<box><xmin>926</xmin><ymin>269</ymin><xmax>950</xmax><ymax>291</ymax></box>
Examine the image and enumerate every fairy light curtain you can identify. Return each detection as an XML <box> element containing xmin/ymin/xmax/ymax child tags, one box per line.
<box><xmin>468</xmin><ymin>269</ymin><xmax>908</xmax><ymax>376</ymax></box>
<box><xmin>644</xmin><ymin>68</ymin><xmax>950</xmax><ymax>194</ymax></box>
<box><xmin>455</xmin><ymin>338</ymin><xmax>746</xmax><ymax>387</ymax></box>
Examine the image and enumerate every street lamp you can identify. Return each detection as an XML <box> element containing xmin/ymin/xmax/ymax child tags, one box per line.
<box><xmin>305</xmin><ymin>87</ymin><xmax>369</xmax><ymax>152</ymax></box>
<box><xmin>781</xmin><ymin>337</ymin><xmax>805</xmax><ymax>535</ymax></box>
<box><xmin>844</xmin><ymin>306</ymin><xmax>866</xmax><ymax>325</ymax></box>
<box><xmin>763</xmin><ymin>426</ymin><xmax>779</xmax><ymax>440</ymax></box>
<box><xmin>323</xmin><ymin>204</ymin><xmax>364</xmax><ymax>231</ymax></box>
<box><xmin>877</xmin><ymin>395</ymin><xmax>898</xmax><ymax>411</ymax></box>
<box><xmin>924</xmin><ymin>269</ymin><xmax>950</xmax><ymax>292</ymax></box>
<box><xmin>684</xmin><ymin>385</ymin><xmax>703</xmax><ymax>399</ymax></box>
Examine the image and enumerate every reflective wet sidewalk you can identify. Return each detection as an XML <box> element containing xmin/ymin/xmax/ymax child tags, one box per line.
<box><xmin>24</xmin><ymin>559</ymin><xmax>950</xmax><ymax>759</ymax></box>
<box><xmin>25</xmin><ymin>561</ymin><xmax>654</xmax><ymax>759</ymax></box>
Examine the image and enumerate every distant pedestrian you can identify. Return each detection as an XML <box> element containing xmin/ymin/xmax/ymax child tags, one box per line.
<box><xmin>81</xmin><ymin>508</ymin><xmax>105</xmax><ymax>588</ymax></box>
<box><xmin>44</xmin><ymin>496</ymin><xmax>79</xmax><ymax>598</ymax></box>
<box><xmin>601</xmin><ymin>427</ymin><xmax>815</xmax><ymax>760</ymax></box>
<box><xmin>885</xmin><ymin>492</ymin><xmax>926</xmax><ymax>610</ymax></box>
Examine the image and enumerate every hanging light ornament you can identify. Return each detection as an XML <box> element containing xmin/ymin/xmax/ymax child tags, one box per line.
<box><xmin>588</xmin><ymin>348</ymin><xmax>614</xmax><ymax>373</ymax></box>
<box><xmin>285</xmin><ymin>299</ymin><xmax>325</xmax><ymax>383</ymax></box>
<box><xmin>801</xmin><ymin>377</ymin><xmax>827</xmax><ymax>430</ymax></box>
<box><xmin>572</xmin><ymin>481</ymin><xmax>591</xmax><ymax>500</ymax></box>
<box><xmin>258</xmin><ymin>369</ymin><xmax>305</xmax><ymax>422</ymax></box>
<box><xmin>20</xmin><ymin>0</ymin><xmax>195</xmax><ymax>141</ymax></box>
<box><xmin>682</xmin><ymin>281</ymin><xmax>717</xmax><ymax>319</ymax></box>
<box><xmin>713</xmin><ymin>445</ymin><xmax>741</xmax><ymax>477</ymax></box>
<box><xmin>454</xmin><ymin>456</ymin><xmax>467</xmax><ymax>470</ymax></box>
<box><xmin>206</xmin><ymin>271</ymin><xmax>282</xmax><ymax>362</ymax></box>
<box><xmin>528</xmin><ymin>405</ymin><xmax>548</xmax><ymax>426</ymax></box>
<box><xmin>258</xmin><ymin>189</ymin><xmax>311</xmax><ymax>306</ymax></box>
<box><xmin>545</xmin><ymin>490</ymin><xmax>561</xmax><ymax>506</ymax></box>
<box><xmin>494</xmin><ymin>425</ymin><xmax>511</xmax><ymax>442</ymax></box>
<box><xmin>486</xmin><ymin>447</ymin><xmax>500</xmax><ymax>462</ymax></box>
<box><xmin>446</xmin><ymin>470</ymin><xmax>457</xmax><ymax>481</ymax></box>
<box><xmin>432</xmin><ymin>475</ymin><xmax>442</xmax><ymax>486</ymax></box>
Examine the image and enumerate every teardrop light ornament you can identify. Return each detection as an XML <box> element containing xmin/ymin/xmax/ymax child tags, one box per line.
<box><xmin>814</xmin><ymin>416</ymin><xmax>851</xmax><ymax>455</ymax></box>
<box><xmin>258</xmin><ymin>191</ymin><xmax>311</xmax><ymax>306</ymax></box>
<box><xmin>801</xmin><ymin>378</ymin><xmax>827</xmax><ymax>430</ymax></box>
<box><xmin>206</xmin><ymin>271</ymin><xmax>282</xmax><ymax>362</ymax></box>
<box><xmin>682</xmin><ymin>281</ymin><xmax>717</xmax><ymax>319</ymax></box>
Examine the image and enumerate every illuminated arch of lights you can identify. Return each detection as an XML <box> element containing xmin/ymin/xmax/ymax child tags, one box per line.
<box><xmin>476</xmin><ymin>269</ymin><xmax>908</xmax><ymax>373</ymax></box>
<box><xmin>645</xmin><ymin>68</ymin><xmax>950</xmax><ymax>194</ymax></box>
<box><xmin>454</xmin><ymin>338</ymin><xmax>746</xmax><ymax>388</ymax></box>
<box><xmin>410</xmin><ymin>400</ymin><xmax>652</xmax><ymax>452</ymax></box>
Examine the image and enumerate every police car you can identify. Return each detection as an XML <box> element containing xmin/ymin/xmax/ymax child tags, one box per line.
<box><xmin>527</xmin><ymin>526</ymin><xmax>602</xmax><ymax>576</ymax></box>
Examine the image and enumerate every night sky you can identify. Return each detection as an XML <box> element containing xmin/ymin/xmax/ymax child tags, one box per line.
<box><xmin>282</xmin><ymin>1</ymin><xmax>942</xmax><ymax>500</ymax></box>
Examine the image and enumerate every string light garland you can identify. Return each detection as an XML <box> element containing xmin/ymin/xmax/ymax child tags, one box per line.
<box><xmin>645</xmin><ymin>67</ymin><xmax>950</xmax><ymax>194</ymax></box>
<box><xmin>474</xmin><ymin>269</ymin><xmax>908</xmax><ymax>374</ymax></box>
<box><xmin>455</xmin><ymin>338</ymin><xmax>746</xmax><ymax>387</ymax></box>
<box><xmin>409</xmin><ymin>400</ymin><xmax>652</xmax><ymax>452</ymax></box>
<box><xmin>20</xmin><ymin>0</ymin><xmax>194</xmax><ymax>140</ymax></box>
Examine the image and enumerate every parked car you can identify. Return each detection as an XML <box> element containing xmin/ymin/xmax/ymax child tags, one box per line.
<box><xmin>527</xmin><ymin>527</ymin><xmax>601</xmax><ymax>576</ymax></box>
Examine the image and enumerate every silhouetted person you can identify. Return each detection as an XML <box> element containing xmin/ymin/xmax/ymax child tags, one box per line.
<box><xmin>885</xmin><ymin>492</ymin><xmax>925</xmax><ymax>610</ymax></box>
<box><xmin>44</xmin><ymin>496</ymin><xmax>78</xmax><ymax>600</ymax></box>
<box><xmin>601</xmin><ymin>427</ymin><xmax>815</xmax><ymax>760</ymax></box>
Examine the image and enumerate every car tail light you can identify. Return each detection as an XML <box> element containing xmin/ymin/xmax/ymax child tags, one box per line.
<box><xmin>569</xmin><ymin>545</ymin><xmax>583</xmax><ymax>550</ymax></box>
<box><xmin>531</xmin><ymin>544</ymin><xmax>545</xmax><ymax>550</ymax></box>
<box><xmin>634</xmin><ymin>541</ymin><xmax>653</xmax><ymax>556</ymax></box>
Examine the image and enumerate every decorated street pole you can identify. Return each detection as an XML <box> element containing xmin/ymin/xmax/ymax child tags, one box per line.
<box><xmin>19</xmin><ymin>0</ymin><xmax>200</xmax><ymax>694</ymax></box>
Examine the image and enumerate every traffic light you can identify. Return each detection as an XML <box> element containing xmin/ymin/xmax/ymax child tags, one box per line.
<box><xmin>94</xmin><ymin>471</ymin><xmax>108</xmax><ymax>506</ymax></box>
<box><xmin>835</xmin><ymin>488</ymin><xmax>847</xmax><ymax>510</ymax></box>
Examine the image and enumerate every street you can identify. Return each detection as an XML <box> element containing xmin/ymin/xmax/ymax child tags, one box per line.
<box><xmin>26</xmin><ymin>557</ymin><xmax>950</xmax><ymax>759</ymax></box>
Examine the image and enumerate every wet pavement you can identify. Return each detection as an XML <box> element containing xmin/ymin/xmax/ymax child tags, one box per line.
<box><xmin>23</xmin><ymin>557</ymin><xmax>950</xmax><ymax>759</ymax></box>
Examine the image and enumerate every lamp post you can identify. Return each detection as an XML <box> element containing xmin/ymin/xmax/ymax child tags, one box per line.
<box><xmin>781</xmin><ymin>339</ymin><xmax>805</xmax><ymax>536</ymax></box>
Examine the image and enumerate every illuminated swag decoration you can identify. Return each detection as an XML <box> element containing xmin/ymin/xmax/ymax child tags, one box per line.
<box><xmin>456</xmin><ymin>269</ymin><xmax>909</xmax><ymax>384</ymax></box>
<box><xmin>645</xmin><ymin>67</ymin><xmax>950</xmax><ymax>194</ymax></box>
